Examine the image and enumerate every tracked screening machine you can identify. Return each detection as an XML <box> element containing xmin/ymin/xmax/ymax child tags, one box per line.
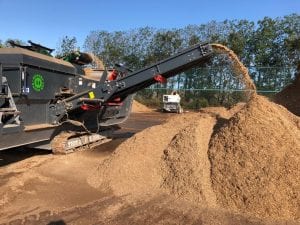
<box><xmin>0</xmin><ymin>41</ymin><xmax>213</xmax><ymax>153</ymax></box>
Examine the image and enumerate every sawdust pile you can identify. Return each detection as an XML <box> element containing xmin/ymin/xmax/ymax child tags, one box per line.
<box><xmin>88</xmin><ymin>113</ymin><xmax>202</xmax><ymax>198</ymax></box>
<box><xmin>209</xmin><ymin>95</ymin><xmax>300</xmax><ymax>220</ymax></box>
<box><xmin>274</xmin><ymin>69</ymin><xmax>300</xmax><ymax>116</ymax></box>
<box><xmin>131</xmin><ymin>100</ymin><xmax>152</xmax><ymax>113</ymax></box>
<box><xmin>88</xmin><ymin>113</ymin><xmax>223</xmax><ymax>209</ymax></box>
<box><xmin>89</xmin><ymin>45</ymin><xmax>300</xmax><ymax>221</ymax></box>
<box><xmin>199</xmin><ymin>103</ymin><xmax>246</xmax><ymax>119</ymax></box>
<box><xmin>211</xmin><ymin>43</ymin><xmax>257</xmax><ymax>92</ymax></box>
<box><xmin>89</xmin><ymin>95</ymin><xmax>300</xmax><ymax>220</ymax></box>
<box><xmin>161</xmin><ymin>116</ymin><xmax>218</xmax><ymax>206</ymax></box>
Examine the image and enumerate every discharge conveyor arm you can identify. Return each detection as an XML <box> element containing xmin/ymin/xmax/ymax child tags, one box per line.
<box><xmin>100</xmin><ymin>42</ymin><xmax>213</xmax><ymax>102</ymax></box>
<box><xmin>58</xmin><ymin>43</ymin><xmax>214</xmax><ymax>118</ymax></box>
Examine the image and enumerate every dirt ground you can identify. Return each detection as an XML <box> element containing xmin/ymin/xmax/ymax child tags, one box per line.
<box><xmin>0</xmin><ymin>113</ymin><xmax>169</xmax><ymax>224</ymax></box>
<box><xmin>131</xmin><ymin>100</ymin><xmax>153</xmax><ymax>113</ymax></box>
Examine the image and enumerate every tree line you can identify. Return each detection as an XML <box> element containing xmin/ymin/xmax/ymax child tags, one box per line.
<box><xmin>82</xmin><ymin>13</ymin><xmax>299</xmax><ymax>107</ymax></box>
<box><xmin>1</xmin><ymin>14</ymin><xmax>299</xmax><ymax>108</ymax></box>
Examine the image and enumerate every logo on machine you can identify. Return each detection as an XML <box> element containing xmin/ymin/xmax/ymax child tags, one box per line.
<box><xmin>32</xmin><ymin>74</ymin><xmax>44</xmax><ymax>92</ymax></box>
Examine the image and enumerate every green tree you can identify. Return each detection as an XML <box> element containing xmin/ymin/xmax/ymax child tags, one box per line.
<box><xmin>226</xmin><ymin>20</ymin><xmax>255</xmax><ymax>66</ymax></box>
<box><xmin>84</xmin><ymin>30</ymin><xmax>125</xmax><ymax>67</ymax></box>
<box><xmin>146</xmin><ymin>29</ymin><xmax>182</xmax><ymax>63</ymax></box>
<box><xmin>84</xmin><ymin>27</ymin><xmax>156</xmax><ymax>69</ymax></box>
<box><xmin>123</xmin><ymin>27</ymin><xmax>156</xmax><ymax>69</ymax></box>
<box><xmin>56</xmin><ymin>36</ymin><xmax>78</xmax><ymax>58</ymax></box>
<box><xmin>253</xmin><ymin>17</ymin><xmax>282</xmax><ymax>67</ymax></box>
<box><xmin>281</xmin><ymin>13</ymin><xmax>300</xmax><ymax>67</ymax></box>
<box><xmin>82</xmin><ymin>14</ymin><xmax>299</xmax><ymax>107</ymax></box>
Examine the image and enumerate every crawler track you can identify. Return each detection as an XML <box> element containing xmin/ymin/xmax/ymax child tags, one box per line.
<box><xmin>51</xmin><ymin>131</ymin><xmax>112</xmax><ymax>154</ymax></box>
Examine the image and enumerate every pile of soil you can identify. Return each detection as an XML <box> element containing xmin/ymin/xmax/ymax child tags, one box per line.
<box><xmin>209</xmin><ymin>95</ymin><xmax>300</xmax><ymax>220</ymax></box>
<box><xmin>131</xmin><ymin>100</ymin><xmax>152</xmax><ymax>113</ymax></box>
<box><xmin>274</xmin><ymin>71</ymin><xmax>300</xmax><ymax>116</ymax></box>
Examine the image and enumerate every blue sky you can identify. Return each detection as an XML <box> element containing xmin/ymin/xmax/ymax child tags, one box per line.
<box><xmin>0</xmin><ymin>0</ymin><xmax>299</xmax><ymax>49</ymax></box>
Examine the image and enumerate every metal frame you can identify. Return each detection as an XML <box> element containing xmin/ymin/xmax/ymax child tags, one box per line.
<box><xmin>0</xmin><ymin>63</ymin><xmax>2</xmax><ymax>91</ymax></box>
<box><xmin>58</xmin><ymin>43</ymin><xmax>213</xmax><ymax>115</ymax></box>
<box><xmin>0</xmin><ymin>42</ymin><xmax>214</xmax><ymax>150</ymax></box>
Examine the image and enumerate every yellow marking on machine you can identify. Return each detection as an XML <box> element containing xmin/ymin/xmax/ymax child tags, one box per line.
<box><xmin>88</xmin><ymin>91</ymin><xmax>95</xmax><ymax>99</ymax></box>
